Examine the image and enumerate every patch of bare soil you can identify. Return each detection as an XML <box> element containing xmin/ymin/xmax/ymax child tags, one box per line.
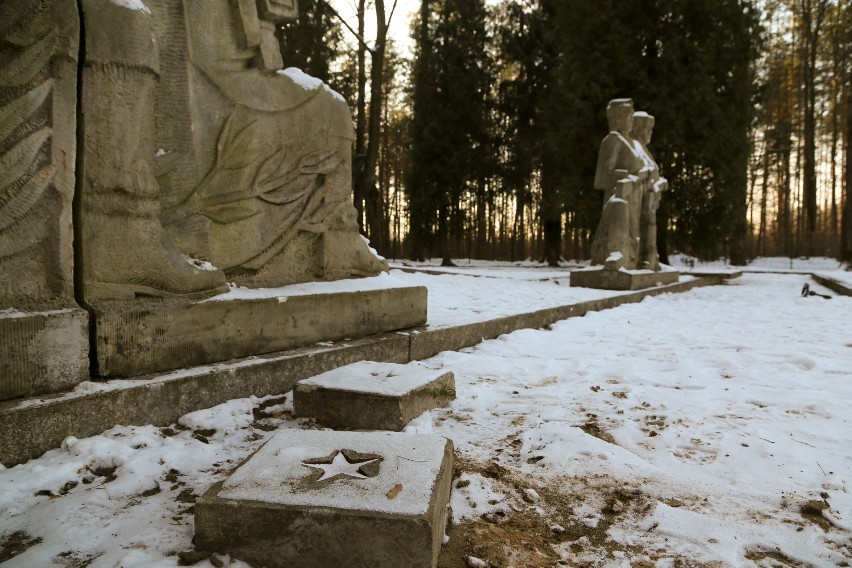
<box><xmin>744</xmin><ymin>547</ymin><xmax>808</xmax><ymax>567</ymax></box>
<box><xmin>578</xmin><ymin>415</ymin><xmax>618</xmax><ymax>445</ymax></box>
<box><xmin>0</xmin><ymin>531</ymin><xmax>42</xmax><ymax>563</ymax></box>
<box><xmin>438</xmin><ymin>458</ymin><xmax>707</xmax><ymax>568</ymax></box>
<box><xmin>53</xmin><ymin>550</ymin><xmax>103</xmax><ymax>568</ymax></box>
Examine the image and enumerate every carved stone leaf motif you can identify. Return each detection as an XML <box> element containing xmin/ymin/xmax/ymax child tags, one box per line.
<box><xmin>0</xmin><ymin>80</ymin><xmax>51</xmax><ymax>141</ymax></box>
<box><xmin>0</xmin><ymin>128</ymin><xmax>50</xmax><ymax>192</ymax></box>
<box><xmin>0</xmin><ymin>0</ymin><xmax>52</xmax><ymax>40</ymax></box>
<box><xmin>0</xmin><ymin>0</ymin><xmax>55</xmax><ymax>259</ymax></box>
<box><xmin>0</xmin><ymin>165</ymin><xmax>53</xmax><ymax>232</ymax></box>
<box><xmin>0</xmin><ymin>29</ymin><xmax>56</xmax><ymax>87</ymax></box>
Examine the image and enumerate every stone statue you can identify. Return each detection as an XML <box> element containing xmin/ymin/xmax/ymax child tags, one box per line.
<box><xmin>78</xmin><ymin>0</ymin><xmax>230</xmax><ymax>301</ymax></box>
<box><xmin>75</xmin><ymin>0</ymin><xmax>386</xmax><ymax>301</ymax></box>
<box><xmin>0</xmin><ymin>0</ymin><xmax>79</xmax><ymax>308</ymax></box>
<box><xmin>0</xmin><ymin>0</ymin><xmax>402</xmax><ymax>402</ymax></box>
<box><xmin>153</xmin><ymin>0</ymin><xmax>386</xmax><ymax>287</ymax></box>
<box><xmin>631</xmin><ymin>111</ymin><xmax>668</xmax><ymax>271</ymax></box>
<box><xmin>590</xmin><ymin>98</ymin><xmax>646</xmax><ymax>270</ymax></box>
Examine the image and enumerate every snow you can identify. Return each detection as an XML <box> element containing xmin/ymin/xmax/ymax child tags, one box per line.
<box><xmin>298</xmin><ymin>361</ymin><xmax>449</xmax><ymax>397</ymax></box>
<box><xmin>203</xmin><ymin>271</ymin><xmax>419</xmax><ymax>303</ymax></box>
<box><xmin>277</xmin><ymin>67</ymin><xmax>322</xmax><ymax>91</ymax></box>
<box><xmin>1</xmin><ymin>265</ymin><xmax>850</xmax><ymax>566</ymax></box>
<box><xmin>276</xmin><ymin>68</ymin><xmax>347</xmax><ymax>103</ymax></box>
<box><xmin>217</xmin><ymin>430</ymin><xmax>449</xmax><ymax>516</ymax></box>
<box><xmin>110</xmin><ymin>0</ymin><xmax>151</xmax><ymax>15</ymax></box>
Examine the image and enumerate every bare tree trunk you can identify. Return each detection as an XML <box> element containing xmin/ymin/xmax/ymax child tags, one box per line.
<box><xmin>760</xmin><ymin>149</ymin><xmax>770</xmax><ymax>256</ymax></box>
<box><xmin>353</xmin><ymin>0</ymin><xmax>367</xmax><ymax>231</ymax></box>
<box><xmin>797</xmin><ymin>0</ymin><xmax>829</xmax><ymax>255</ymax></box>
<box><xmin>361</xmin><ymin>1</ymin><xmax>393</xmax><ymax>253</ymax></box>
<box><xmin>842</xmin><ymin>87</ymin><xmax>852</xmax><ymax>263</ymax></box>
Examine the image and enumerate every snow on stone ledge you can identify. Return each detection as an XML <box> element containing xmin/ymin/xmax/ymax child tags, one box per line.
<box><xmin>278</xmin><ymin>67</ymin><xmax>323</xmax><ymax>91</ymax></box>
<box><xmin>110</xmin><ymin>0</ymin><xmax>151</xmax><ymax>14</ymax></box>
<box><xmin>204</xmin><ymin>271</ymin><xmax>415</xmax><ymax>302</ymax></box>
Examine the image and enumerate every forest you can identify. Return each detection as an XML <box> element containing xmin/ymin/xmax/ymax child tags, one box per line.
<box><xmin>279</xmin><ymin>0</ymin><xmax>852</xmax><ymax>266</ymax></box>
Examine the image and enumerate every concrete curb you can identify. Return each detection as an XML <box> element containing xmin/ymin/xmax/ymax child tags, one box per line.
<box><xmin>812</xmin><ymin>273</ymin><xmax>852</xmax><ymax>296</ymax></box>
<box><xmin>0</xmin><ymin>275</ymin><xmax>724</xmax><ymax>467</ymax></box>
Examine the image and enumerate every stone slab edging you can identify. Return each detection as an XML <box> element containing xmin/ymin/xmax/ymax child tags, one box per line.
<box><xmin>0</xmin><ymin>275</ymin><xmax>724</xmax><ymax>467</ymax></box>
<box><xmin>812</xmin><ymin>273</ymin><xmax>852</xmax><ymax>296</ymax></box>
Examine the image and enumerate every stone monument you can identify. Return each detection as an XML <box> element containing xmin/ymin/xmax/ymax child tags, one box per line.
<box><xmin>1</xmin><ymin>0</ymin><xmax>424</xmax><ymax>400</ymax></box>
<box><xmin>572</xmin><ymin>99</ymin><xmax>678</xmax><ymax>290</ymax></box>
<box><xmin>196</xmin><ymin>430</ymin><xmax>454</xmax><ymax>568</ymax></box>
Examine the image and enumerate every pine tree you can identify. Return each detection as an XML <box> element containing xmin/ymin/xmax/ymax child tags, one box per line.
<box><xmin>407</xmin><ymin>0</ymin><xmax>493</xmax><ymax>263</ymax></box>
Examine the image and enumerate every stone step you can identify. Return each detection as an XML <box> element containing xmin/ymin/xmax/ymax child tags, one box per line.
<box><xmin>92</xmin><ymin>284</ymin><xmax>427</xmax><ymax>377</ymax></box>
<box><xmin>570</xmin><ymin>266</ymin><xmax>679</xmax><ymax>290</ymax></box>
<box><xmin>294</xmin><ymin>361</ymin><xmax>456</xmax><ymax>431</ymax></box>
<box><xmin>195</xmin><ymin>430</ymin><xmax>454</xmax><ymax>568</ymax></box>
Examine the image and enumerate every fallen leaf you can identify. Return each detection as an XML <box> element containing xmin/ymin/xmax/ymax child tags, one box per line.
<box><xmin>386</xmin><ymin>484</ymin><xmax>403</xmax><ymax>499</ymax></box>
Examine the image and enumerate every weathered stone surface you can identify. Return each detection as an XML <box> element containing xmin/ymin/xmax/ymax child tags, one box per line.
<box><xmin>77</xmin><ymin>0</ymin><xmax>230</xmax><ymax>302</ymax></box>
<box><xmin>632</xmin><ymin>111</ymin><xmax>668</xmax><ymax>272</ymax></box>
<box><xmin>0</xmin><ymin>308</ymin><xmax>88</xmax><ymax>401</ymax></box>
<box><xmin>0</xmin><ymin>0</ymin><xmax>89</xmax><ymax>401</ymax></box>
<box><xmin>71</xmin><ymin>0</ymin><xmax>386</xmax><ymax>303</ymax></box>
<box><xmin>94</xmin><ymin>285</ymin><xmax>427</xmax><ymax>377</ymax></box>
<box><xmin>149</xmin><ymin>0</ymin><xmax>387</xmax><ymax>289</ymax></box>
<box><xmin>195</xmin><ymin>430</ymin><xmax>454</xmax><ymax>568</ymax></box>
<box><xmin>0</xmin><ymin>0</ymin><xmax>79</xmax><ymax>308</ymax></box>
<box><xmin>294</xmin><ymin>362</ymin><xmax>456</xmax><ymax>430</ymax></box>
<box><xmin>0</xmin><ymin>333</ymin><xmax>410</xmax><ymax>467</ymax></box>
<box><xmin>570</xmin><ymin>267</ymin><xmax>679</xmax><ymax>291</ymax></box>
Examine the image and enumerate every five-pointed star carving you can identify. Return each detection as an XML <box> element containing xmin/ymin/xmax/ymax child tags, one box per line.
<box><xmin>302</xmin><ymin>450</ymin><xmax>378</xmax><ymax>482</ymax></box>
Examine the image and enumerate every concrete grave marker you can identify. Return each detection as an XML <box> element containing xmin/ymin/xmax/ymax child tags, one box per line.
<box><xmin>294</xmin><ymin>361</ymin><xmax>456</xmax><ymax>430</ymax></box>
<box><xmin>195</xmin><ymin>429</ymin><xmax>454</xmax><ymax>568</ymax></box>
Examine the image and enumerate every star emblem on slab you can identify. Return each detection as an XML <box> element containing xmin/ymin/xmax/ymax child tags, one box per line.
<box><xmin>302</xmin><ymin>450</ymin><xmax>379</xmax><ymax>482</ymax></box>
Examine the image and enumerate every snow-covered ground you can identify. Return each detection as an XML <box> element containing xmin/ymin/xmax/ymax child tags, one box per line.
<box><xmin>1</xmin><ymin>268</ymin><xmax>850</xmax><ymax>567</ymax></box>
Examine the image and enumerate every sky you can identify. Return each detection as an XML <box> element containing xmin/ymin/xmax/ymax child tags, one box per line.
<box><xmin>328</xmin><ymin>0</ymin><xmax>421</xmax><ymax>55</ymax></box>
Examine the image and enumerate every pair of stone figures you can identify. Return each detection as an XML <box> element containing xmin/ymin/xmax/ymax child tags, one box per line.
<box><xmin>591</xmin><ymin>98</ymin><xmax>668</xmax><ymax>272</ymax></box>
<box><xmin>0</xmin><ymin>0</ymin><xmax>385</xmax><ymax>308</ymax></box>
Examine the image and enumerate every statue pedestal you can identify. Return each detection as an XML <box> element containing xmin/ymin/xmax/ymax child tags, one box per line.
<box><xmin>92</xmin><ymin>283</ymin><xmax>427</xmax><ymax>377</ymax></box>
<box><xmin>294</xmin><ymin>362</ymin><xmax>456</xmax><ymax>431</ymax></box>
<box><xmin>1</xmin><ymin>307</ymin><xmax>89</xmax><ymax>401</ymax></box>
<box><xmin>571</xmin><ymin>267</ymin><xmax>679</xmax><ymax>291</ymax></box>
<box><xmin>195</xmin><ymin>430</ymin><xmax>453</xmax><ymax>568</ymax></box>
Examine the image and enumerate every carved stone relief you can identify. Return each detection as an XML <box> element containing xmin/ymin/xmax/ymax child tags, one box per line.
<box><xmin>0</xmin><ymin>0</ymin><xmax>79</xmax><ymax>309</ymax></box>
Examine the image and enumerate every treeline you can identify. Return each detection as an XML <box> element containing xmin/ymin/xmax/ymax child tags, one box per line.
<box><xmin>281</xmin><ymin>0</ymin><xmax>852</xmax><ymax>265</ymax></box>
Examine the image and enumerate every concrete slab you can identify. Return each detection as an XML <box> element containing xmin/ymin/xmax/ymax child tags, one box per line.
<box><xmin>195</xmin><ymin>430</ymin><xmax>454</xmax><ymax>568</ymax></box>
<box><xmin>812</xmin><ymin>273</ymin><xmax>852</xmax><ymax>297</ymax></box>
<box><xmin>570</xmin><ymin>267</ymin><xmax>679</xmax><ymax>290</ymax></box>
<box><xmin>688</xmin><ymin>269</ymin><xmax>743</xmax><ymax>279</ymax></box>
<box><xmin>293</xmin><ymin>362</ymin><xmax>456</xmax><ymax>430</ymax></box>
<box><xmin>1</xmin><ymin>307</ymin><xmax>89</xmax><ymax>402</ymax></box>
<box><xmin>93</xmin><ymin>285</ymin><xmax>427</xmax><ymax>377</ymax></box>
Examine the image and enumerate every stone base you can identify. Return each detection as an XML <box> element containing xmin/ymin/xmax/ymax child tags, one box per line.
<box><xmin>93</xmin><ymin>285</ymin><xmax>427</xmax><ymax>377</ymax></box>
<box><xmin>195</xmin><ymin>430</ymin><xmax>454</xmax><ymax>568</ymax></box>
<box><xmin>571</xmin><ymin>267</ymin><xmax>679</xmax><ymax>290</ymax></box>
<box><xmin>294</xmin><ymin>362</ymin><xmax>456</xmax><ymax>430</ymax></box>
<box><xmin>0</xmin><ymin>307</ymin><xmax>89</xmax><ymax>402</ymax></box>
<box><xmin>812</xmin><ymin>273</ymin><xmax>852</xmax><ymax>297</ymax></box>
